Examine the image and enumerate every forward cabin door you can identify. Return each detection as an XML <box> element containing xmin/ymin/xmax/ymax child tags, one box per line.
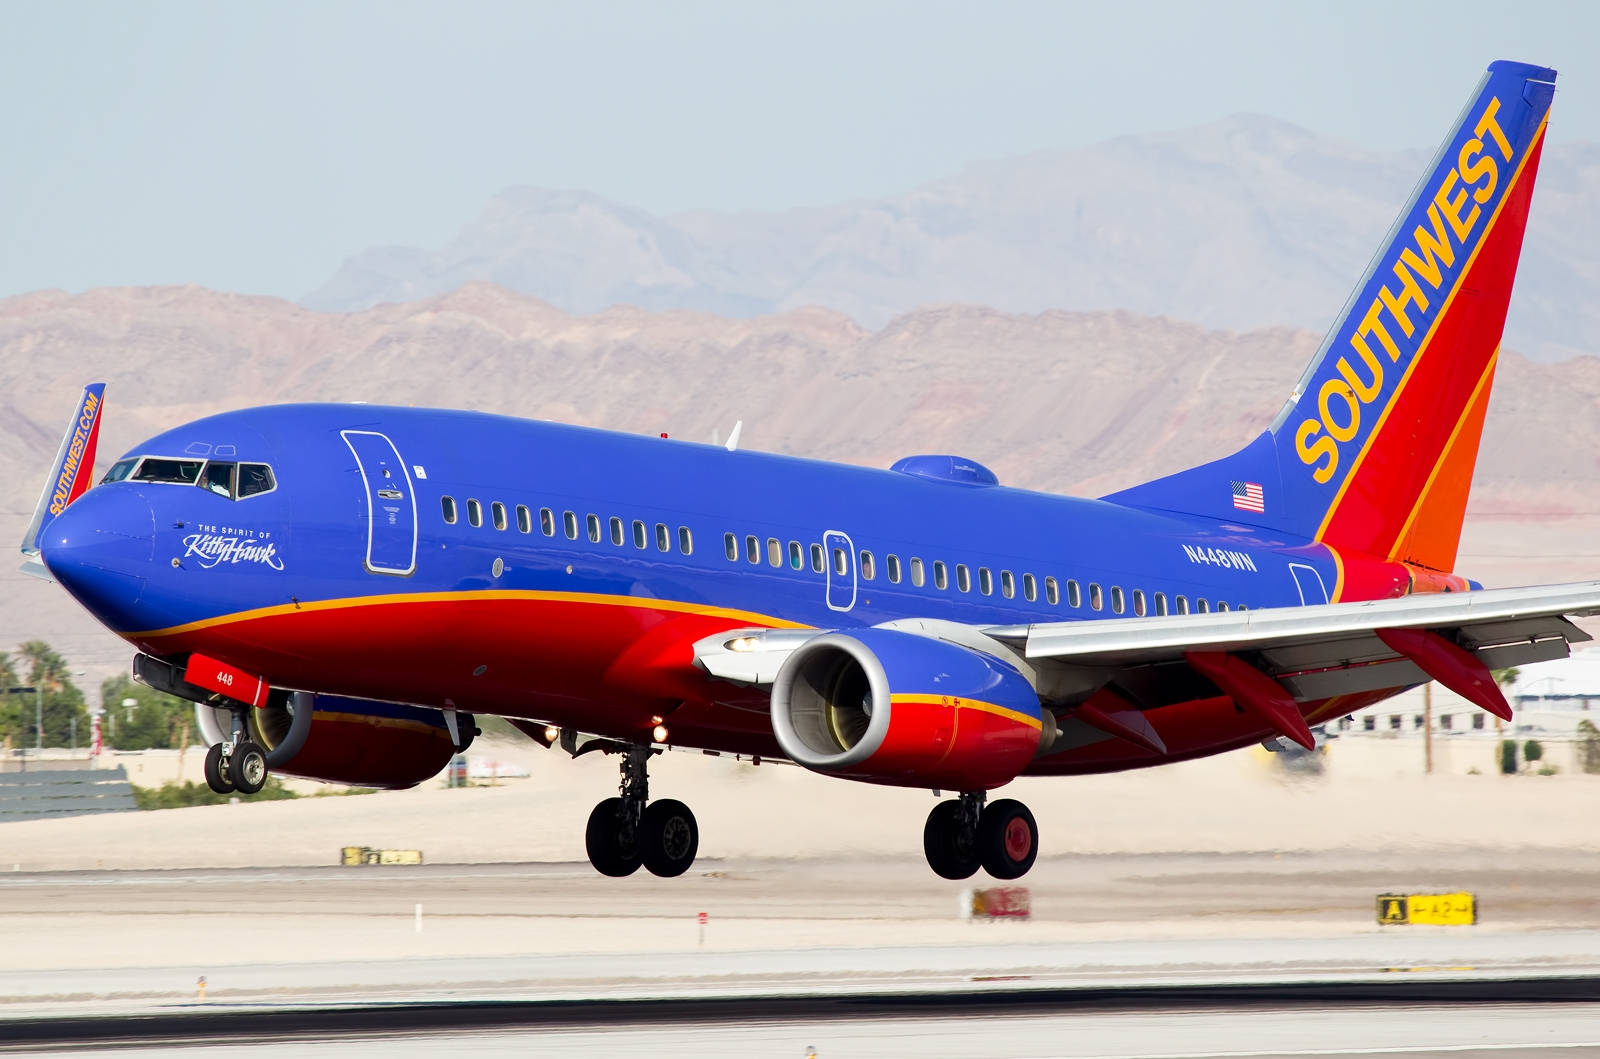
<box><xmin>342</xmin><ymin>430</ymin><xmax>418</xmax><ymax>576</ymax></box>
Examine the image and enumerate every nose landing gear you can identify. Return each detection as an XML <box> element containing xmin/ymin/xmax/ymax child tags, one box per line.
<box><xmin>923</xmin><ymin>792</ymin><xmax>1039</xmax><ymax>880</ymax></box>
<box><xmin>202</xmin><ymin>705</ymin><xmax>270</xmax><ymax>795</ymax></box>
<box><xmin>583</xmin><ymin>746</ymin><xmax>700</xmax><ymax>878</ymax></box>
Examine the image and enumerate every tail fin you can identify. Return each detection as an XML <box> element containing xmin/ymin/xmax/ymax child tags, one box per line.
<box><xmin>21</xmin><ymin>383</ymin><xmax>107</xmax><ymax>563</ymax></box>
<box><xmin>1106</xmin><ymin>60</ymin><xmax>1555</xmax><ymax>573</ymax></box>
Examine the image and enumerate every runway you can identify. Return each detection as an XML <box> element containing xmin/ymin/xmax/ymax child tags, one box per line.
<box><xmin>4</xmin><ymin>852</ymin><xmax>1600</xmax><ymax>1055</ymax></box>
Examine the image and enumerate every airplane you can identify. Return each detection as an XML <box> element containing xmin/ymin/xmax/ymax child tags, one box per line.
<box><xmin>21</xmin><ymin>59</ymin><xmax>1598</xmax><ymax>881</ymax></box>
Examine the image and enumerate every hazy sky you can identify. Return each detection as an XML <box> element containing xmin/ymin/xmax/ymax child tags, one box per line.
<box><xmin>3</xmin><ymin>0</ymin><xmax>1596</xmax><ymax>302</ymax></box>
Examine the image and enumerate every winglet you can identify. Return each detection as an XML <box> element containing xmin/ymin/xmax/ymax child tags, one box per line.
<box><xmin>21</xmin><ymin>383</ymin><xmax>107</xmax><ymax>558</ymax></box>
<box><xmin>725</xmin><ymin>420</ymin><xmax>743</xmax><ymax>453</ymax></box>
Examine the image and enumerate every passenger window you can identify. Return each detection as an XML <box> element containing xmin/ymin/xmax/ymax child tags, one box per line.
<box><xmin>746</xmin><ymin>535</ymin><xmax>760</xmax><ymax>564</ymax></box>
<box><xmin>633</xmin><ymin>520</ymin><xmax>647</xmax><ymax>548</ymax></box>
<box><xmin>198</xmin><ymin>461</ymin><xmax>235</xmax><ymax>498</ymax></box>
<box><xmin>492</xmin><ymin>502</ymin><xmax>507</xmax><ymax>531</ymax></box>
<box><xmin>956</xmin><ymin>564</ymin><xmax>971</xmax><ymax>592</ymax></box>
<box><xmin>1000</xmin><ymin>570</ymin><xmax>1015</xmax><ymax>599</ymax></box>
<box><xmin>1089</xmin><ymin>583</ymin><xmax>1103</xmax><ymax>611</ymax></box>
<box><xmin>1068</xmin><ymin>580</ymin><xmax>1082</xmax><ymax>608</ymax></box>
<box><xmin>1154</xmin><ymin>592</ymin><xmax>1167</xmax><ymax>616</ymax></box>
<box><xmin>910</xmin><ymin>557</ymin><xmax>925</xmax><ymax>587</ymax></box>
<box><xmin>610</xmin><ymin>517</ymin><xmax>624</xmax><ymax>546</ymax></box>
<box><xmin>656</xmin><ymin>523</ymin><xmax>669</xmax><ymax>551</ymax></box>
<box><xmin>237</xmin><ymin>464</ymin><xmax>274</xmax><ymax>497</ymax></box>
<box><xmin>860</xmin><ymin>551</ymin><xmax>876</xmax><ymax>580</ymax></box>
<box><xmin>810</xmin><ymin>543</ymin><xmax>824</xmax><ymax>572</ymax></box>
<box><xmin>134</xmin><ymin>458</ymin><xmax>204</xmax><ymax>484</ymax></box>
<box><xmin>887</xmin><ymin>554</ymin><xmax>902</xmax><ymax>583</ymax></box>
<box><xmin>979</xmin><ymin>568</ymin><xmax>993</xmax><ymax>596</ymax></box>
<box><xmin>1111</xmin><ymin>586</ymin><xmax>1125</xmax><ymax>614</ymax></box>
<box><xmin>467</xmin><ymin>499</ymin><xmax>483</xmax><ymax>528</ymax></box>
<box><xmin>441</xmin><ymin>496</ymin><xmax>457</xmax><ymax>524</ymax></box>
<box><xmin>833</xmin><ymin>548</ymin><xmax>848</xmax><ymax>576</ymax></box>
<box><xmin>586</xmin><ymin>514</ymin><xmax>601</xmax><ymax>542</ymax></box>
<box><xmin>564</xmin><ymin>511</ymin><xmax>578</xmax><ymax>539</ymax></box>
<box><xmin>540</xmin><ymin>508</ymin><xmax>555</xmax><ymax>536</ymax></box>
<box><xmin>1132</xmin><ymin>589</ymin><xmax>1146</xmax><ymax>616</ymax></box>
<box><xmin>1197</xmin><ymin>598</ymin><xmax>1210</xmax><ymax>613</ymax></box>
<box><xmin>1176</xmin><ymin>595</ymin><xmax>1189</xmax><ymax>615</ymax></box>
<box><xmin>516</xmin><ymin>505</ymin><xmax>532</xmax><ymax>533</ymax></box>
<box><xmin>788</xmin><ymin>540</ymin><xmax>803</xmax><ymax>569</ymax></box>
<box><xmin>767</xmin><ymin>537</ymin><xmax>782</xmax><ymax>567</ymax></box>
<box><xmin>1023</xmin><ymin>573</ymin><xmax>1037</xmax><ymax>602</ymax></box>
<box><xmin>725</xmin><ymin>533</ymin><xmax>738</xmax><ymax>560</ymax></box>
<box><xmin>678</xmin><ymin>527</ymin><xmax>693</xmax><ymax>555</ymax></box>
<box><xmin>933</xmin><ymin>561</ymin><xmax>948</xmax><ymax>590</ymax></box>
<box><xmin>1045</xmin><ymin>576</ymin><xmax>1059</xmax><ymax>605</ymax></box>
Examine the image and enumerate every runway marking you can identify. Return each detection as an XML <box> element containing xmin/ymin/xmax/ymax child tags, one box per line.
<box><xmin>1025</xmin><ymin>1042</ymin><xmax>1600</xmax><ymax>1059</ymax></box>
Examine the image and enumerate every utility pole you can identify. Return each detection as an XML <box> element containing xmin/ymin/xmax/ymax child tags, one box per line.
<box><xmin>1423</xmin><ymin>682</ymin><xmax>1434</xmax><ymax>775</ymax></box>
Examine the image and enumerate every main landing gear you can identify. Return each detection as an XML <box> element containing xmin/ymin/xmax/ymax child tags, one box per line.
<box><xmin>584</xmin><ymin>746</ymin><xmax>700</xmax><ymax>878</ymax></box>
<box><xmin>922</xmin><ymin>792</ymin><xmax>1038</xmax><ymax>880</ymax></box>
<box><xmin>203</xmin><ymin>706</ymin><xmax>269</xmax><ymax>795</ymax></box>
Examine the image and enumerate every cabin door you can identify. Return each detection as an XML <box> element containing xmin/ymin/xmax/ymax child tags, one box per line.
<box><xmin>822</xmin><ymin>529</ymin><xmax>857</xmax><ymax>612</ymax></box>
<box><xmin>341</xmin><ymin>430</ymin><xmax>417</xmax><ymax>576</ymax></box>
<box><xmin>1289</xmin><ymin>563</ymin><xmax>1329</xmax><ymax>605</ymax></box>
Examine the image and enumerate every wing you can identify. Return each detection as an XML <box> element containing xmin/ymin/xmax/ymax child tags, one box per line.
<box><xmin>695</xmin><ymin>581</ymin><xmax>1600</xmax><ymax>754</ymax></box>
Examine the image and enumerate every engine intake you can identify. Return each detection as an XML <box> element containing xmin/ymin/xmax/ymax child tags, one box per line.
<box><xmin>771</xmin><ymin>629</ymin><xmax>1053</xmax><ymax>790</ymax></box>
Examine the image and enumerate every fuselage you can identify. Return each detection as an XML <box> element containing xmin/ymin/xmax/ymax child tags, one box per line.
<box><xmin>43</xmin><ymin>402</ymin><xmax>1434</xmax><ymax>769</ymax></box>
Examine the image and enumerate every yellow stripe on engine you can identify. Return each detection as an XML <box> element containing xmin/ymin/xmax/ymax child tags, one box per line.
<box><xmin>889</xmin><ymin>694</ymin><xmax>1043</xmax><ymax>731</ymax></box>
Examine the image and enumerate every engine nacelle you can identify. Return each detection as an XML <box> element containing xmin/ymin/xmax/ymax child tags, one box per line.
<box><xmin>197</xmin><ymin>692</ymin><xmax>461</xmax><ymax>789</ymax></box>
<box><xmin>770</xmin><ymin>629</ymin><xmax>1053</xmax><ymax>790</ymax></box>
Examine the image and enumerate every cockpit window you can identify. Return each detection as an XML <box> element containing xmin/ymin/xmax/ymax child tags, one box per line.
<box><xmin>198</xmin><ymin>461</ymin><xmax>235</xmax><ymax>498</ymax></box>
<box><xmin>237</xmin><ymin>463</ymin><xmax>275</xmax><ymax>498</ymax></box>
<box><xmin>101</xmin><ymin>458</ymin><xmax>138</xmax><ymax>484</ymax></box>
<box><xmin>133</xmin><ymin>458</ymin><xmax>204</xmax><ymax>484</ymax></box>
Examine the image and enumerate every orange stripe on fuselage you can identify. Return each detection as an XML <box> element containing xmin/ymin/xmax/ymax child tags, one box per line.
<box><xmin>129</xmin><ymin>588</ymin><xmax>812</xmax><ymax>640</ymax></box>
<box><xmin>1314</xmin><ymin>122</ymin><xmax>1547</xmax><ymax>562</ymax></box>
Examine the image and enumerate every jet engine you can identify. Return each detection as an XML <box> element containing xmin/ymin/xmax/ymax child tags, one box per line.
<box><xmin>770</xmin><ymin>629</ymin><xmax>1054</xmax><ymax>790</ymax></box>
<box><xmin>193</xmin><ymin>691</ymin><xmax>462</xmax><ymax>789</ymax></box>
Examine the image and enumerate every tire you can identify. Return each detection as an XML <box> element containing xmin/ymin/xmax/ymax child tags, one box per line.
<box><xmin>229</xmin><ymin>741</ymin><xmax>268</xmax><ymax>795</ymax></box>
<box><xmin>203</xmin><ymin>744</ymin><xmax>235</xmax><ymax>794</ymax></box>
<box><xmin>922</xmin><ymin>800</ymin><xmax>980</xmax><ymax>880</ymax></box>
<box><xmin>641</xmin><ymin>799</ymin><xmax>699</xmax><ymax>878</ymax></box>
<box><xmin>978</xmin><ymin>798</ymin><xmax>1038</xmax><ymax>880</ymax></box>
<box><xmin>585</xmin><ymin>797</ymin><xmax>642</xmax><ymax>877</ymax></box>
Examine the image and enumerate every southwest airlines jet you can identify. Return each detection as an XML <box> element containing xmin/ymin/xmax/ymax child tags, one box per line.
<box><xmin>21</xmin><ymin>60</ymin><xmax>1599</xmax><ymax>881</ymax></box>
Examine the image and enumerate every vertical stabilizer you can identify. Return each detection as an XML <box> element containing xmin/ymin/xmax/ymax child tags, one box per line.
<box><xmin>1106</xmin><ymin>60</ymin><xmax>1555</xmax><ymax>574</ymax></box>
<box><xmin>21</xmin><ymin>383</ymin><xmax>107</xmax><ymax>559</ymax></box>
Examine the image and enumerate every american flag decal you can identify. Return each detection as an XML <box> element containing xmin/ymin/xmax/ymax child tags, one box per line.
<box><xmin>1231</xmin><ymin>480</ymin><xmax>1264</xmax><ymax>513</ymax></box>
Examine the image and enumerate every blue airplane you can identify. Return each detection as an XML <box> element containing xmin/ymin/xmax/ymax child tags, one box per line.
<box><xmin>22</xmin><ymin>60</ymin><xmax>1600</xmax><ymax>880</ymax></box>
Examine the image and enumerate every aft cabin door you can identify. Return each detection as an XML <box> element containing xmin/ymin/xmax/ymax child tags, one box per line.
<box><xmin>823</xmin><ymin>529</ymin><xmax>856</xmax><ymax>612</ymax></box>
<box><xmin>342</xmin><ymin>430</ymin><xmax>417</xmax><ymax>576</ymax></box>
<box><xmin>1289</xmin><ymin>563</ymin><xmax>1329</xmax><ymax>605</ymax></box>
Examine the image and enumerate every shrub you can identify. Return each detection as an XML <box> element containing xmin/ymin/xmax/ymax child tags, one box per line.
<box><xmin>1498</xmin><ymin>739</ymin><xmax>1519</xmax><ymax>775</ymax></box>
<box><xmin>1523</xmin><ymin>739</ymin><xmax>1544</xmax><ymax>764</ymax></box>
<box><xmin>1578</xmin><ymin>719</ymin><xmax>1600</xmax><ymax>775</ymax></box>
<box><xmin>132</xmin><ymin>779</ymin><xmax>299</xmax><ymax>809</ymax></box>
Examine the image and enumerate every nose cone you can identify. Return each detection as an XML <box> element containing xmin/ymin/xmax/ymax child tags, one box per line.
<box><xmin>40</xmin><ymin>485</ymin><xmax>156</xmax><ymax>631</ymax></box>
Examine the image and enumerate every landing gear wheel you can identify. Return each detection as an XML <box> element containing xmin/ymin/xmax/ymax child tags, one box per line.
<box><xmin>978</xmin><ymin>798</ymin><xmax>1038</xmax><ymax>880</ymax></box>
<box><xmin>585</xmin><ymin>797</ymin><xmax>642</xmax><ymax>877</ymax></box>
<box><xmin>228</xmin><ymin>741</ymin><xmax>268</xmax><ymax>795</ymax></box>
<box><xmin>923</xmin><ymin>800</ymin><xmax>980</xmax><ymax>880</ymax></box>
<box><xmin>203</xmin><ymin>744</ymin><xmax>235</xmax><ymax>795</ymax></box>
<box><xmin>641</xmin><ymin>799</ymin><xmax>699</xmax><ymax>877</ymax></box>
